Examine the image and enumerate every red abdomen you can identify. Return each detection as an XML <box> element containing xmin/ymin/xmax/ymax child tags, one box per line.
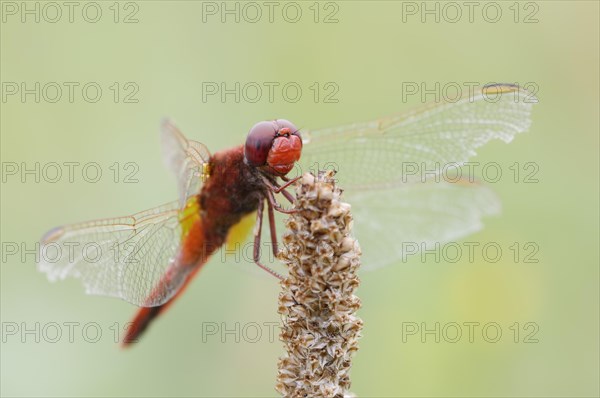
<box><xmin>123</xmin><ymin>146</ymin><xmax>262</xmax><ymax>346</ymax></box>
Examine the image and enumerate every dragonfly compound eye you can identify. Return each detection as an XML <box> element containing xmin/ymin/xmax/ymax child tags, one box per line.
<box><xmin>266</xmin><ymin>120</ymin><xmax>302</xmax><ymax>176</ymax></box>
<box><xmin>275</xmin><ymin>119</ymin><xmax>299</xmax><ymax>136</ymax></box>
<box><xmin>245</xmin><ymin>121</ymin><xmax>278</xmax><ymax>167</ymax></box>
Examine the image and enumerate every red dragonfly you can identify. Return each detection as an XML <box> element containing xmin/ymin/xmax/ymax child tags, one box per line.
<box><xmin>38</xmin><ymin>84</ymin><xmax>536</xmax><ymax>345</ymax></box>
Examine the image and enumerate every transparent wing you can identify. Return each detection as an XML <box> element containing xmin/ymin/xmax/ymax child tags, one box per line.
<box><xmin>299</xmin><ymin>84</ymin><xmax>536</xmax><ymax>270</ymax></box>
<box><xmin>161</xmin><ymin>119</ymin><xmax>211</xmax><ymax>207</ymax></box>
<box><xmin>38</xmin><ymin>201</ymin><xmax>193</xmax><ymax>307</ymax></box>
<box><xmin>348</xmin><ymin>180</ymin><xmax>500</xmax><ymax>271</ymax></box>
<box><xmin>300</xmin><ymin>84</ymin><xmax>537</xmax><ymax>190</ymax></box>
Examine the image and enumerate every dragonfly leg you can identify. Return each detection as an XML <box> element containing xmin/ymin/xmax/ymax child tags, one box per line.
<box><xmin>267</xmin><ymin>199</ymin><xmax>279</xmax><ymax>257</ymax></box>
<box><xmin>273</xmin><ymin>178</ymin><xmax>299</xmax><ymax>205</ymax></box>
<box><xmin>253</xmin><ymin>197</ymin><xmax>284</xmax><ymax>280</ymax></box>
<box><xmin>281</xmin><ymin>189</ymin><xmax>295</xmax><ymax>205</ymax></box>
<box><xmin>260</xmin><ymin>175</ymin><xmax>296</xmax><ymax>205</ymax></box>
<box><xmin>266</xmin><ymin>189</ymin><xmax>298</xmax><ymax>214</ymax></box>
<box><xmin>273</xmin><ymin>176</ymin><xmax>301</xmax><ymax>193</ymax></box>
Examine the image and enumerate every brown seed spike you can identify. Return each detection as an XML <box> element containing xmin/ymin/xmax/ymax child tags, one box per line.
<box><xmin>276</xmin><ymin>170</ymin><xmax>362</xmax><ymax>398</ymax></box>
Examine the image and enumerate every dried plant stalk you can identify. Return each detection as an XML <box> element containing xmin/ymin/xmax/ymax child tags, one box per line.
<box><xmin>276</xmin><ymin>171</ymin><xmax>363</xmax><ymax>398</ymax></box>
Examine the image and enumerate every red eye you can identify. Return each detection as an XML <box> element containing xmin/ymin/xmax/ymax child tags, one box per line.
<box><xmin>275</xmin><ymin>119</ymin><xmax>299</xmax><ymax>136</ymax></box>
<box><xmin>244</xmin><ymin>121</ymin><xmax>277</xmax><ymax>166</ymax></box>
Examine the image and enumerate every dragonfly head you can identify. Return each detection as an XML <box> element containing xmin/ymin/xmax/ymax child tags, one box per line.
<box><xmin>244</xmin><ymin>119</ymin><xmax>302</xmax><ymax>176</ymax></box>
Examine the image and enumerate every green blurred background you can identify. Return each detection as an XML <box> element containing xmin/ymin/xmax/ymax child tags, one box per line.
<box><xmin>1</xmin><ymin>1</ymin><xmax>598</xmax><ymax>397</ymax></box>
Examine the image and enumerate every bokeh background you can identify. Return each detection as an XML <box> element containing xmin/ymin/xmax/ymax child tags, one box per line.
<box><xmin>1</xmin><ymin>1</ymin><xmax>598</xmax><ymax>397</ymax></box>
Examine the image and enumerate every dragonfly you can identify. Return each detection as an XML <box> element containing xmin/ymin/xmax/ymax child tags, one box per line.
<box><xmin>38</xmin><ymin>84</ymin><xmax>536</xmax><ymax>345</ymax></box>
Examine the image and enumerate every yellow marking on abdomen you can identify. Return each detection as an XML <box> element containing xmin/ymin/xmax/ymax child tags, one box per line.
<box><xmin>226</xmin><ymin>211</ymin><xmax>256</xmax><ymax>251</ymax></box>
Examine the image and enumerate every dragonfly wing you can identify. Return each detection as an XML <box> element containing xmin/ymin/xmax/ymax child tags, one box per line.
<box><xmin>348</xmin><ymin>180</ymin><xmax>501</xmax><ymax>271</ymax></box>
<box><xmin>300</xmin><ymin>84</ymin><xmax>537</xmax><ymax>190</ymax></box>
<box><xmin>299</xmin><ymin>84</ymin><xmax>536</xmax><ymax>270</ymax></box>
<box><xmin>38</xmin><ymin>201</ymin><xmax>193</xmax><ymax>307</ymax></box>
<box><xmin>161</xmin><ymin>119</ymin><xmax>212</xmax><ymax>207</ymax></box>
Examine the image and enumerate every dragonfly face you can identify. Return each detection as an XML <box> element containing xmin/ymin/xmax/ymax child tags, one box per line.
<box><xmin>244</xmin><ymin>119</ymin><xmax>302</xmax><ymax>176</ymax></box>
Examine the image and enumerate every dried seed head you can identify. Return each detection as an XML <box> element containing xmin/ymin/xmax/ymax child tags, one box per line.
<box><xmin>276</xmin><ymin>171</ymin><xmax>362</xmax><ymax>398</ymax></box>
